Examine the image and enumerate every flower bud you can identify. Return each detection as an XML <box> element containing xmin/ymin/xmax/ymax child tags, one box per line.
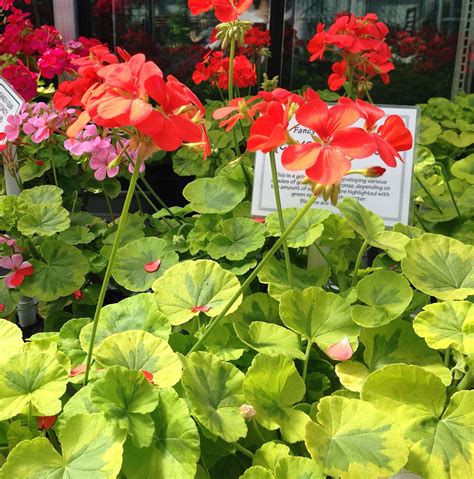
<box><xmin>240</xmin><ymin>404</ymin><xmax>256</xmax><ymax>421</ymax></box>
<box><xmin>327</xmin><ymin>336</ymin><xmax>353</xmax><ymax>361</ymax></box>
<box><xmin>38</xmin><ymin>415</ymin><xmax>57</xmax><ymax>430</ymax></box>
<box><xmin>363</xmin><ymin>166</ymin><xmax>386</xmax><ymax>178</ymax></box>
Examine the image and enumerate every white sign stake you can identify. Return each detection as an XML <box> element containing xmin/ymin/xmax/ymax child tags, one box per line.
<box><xmin>251</xmin><ymin>105</ymin><xmax>419</xmax><ymax>227</ymax></box>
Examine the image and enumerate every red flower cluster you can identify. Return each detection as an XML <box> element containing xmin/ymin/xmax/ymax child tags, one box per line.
<box><xmin>192</xmin><ymin>51</ymin><xmax>256</xmax><ymax>89</ymax></box>
<box><xmin>188</xmin><ymin>0</ymin><xmax>253</xmax><ymax>22</ymax></box>
<box><xmin>0</xmin><ymin>0</ymin><xmax>30</xmax><ymax>11</ymax></box>
<box><xmin>392</xmin><ymin>28</ymin><xmax>456</xmax><ymax>73</ymax></box>
<box><xmin>66</xmin><ymin>50</ymin><xmax>210</xmax><ymax>159</ymax></box>
<box><xmin>307</xmin><ymin>13</ymin><xmax>394</xmax><ymax>94</ymax></box>
<box><xmin>0</xmin><ymin>6</ymin><xmax>100</xmax><ymax>101</ymax></box>
<box><xmin>240</xmin><ymin>26</ymin><xmax>271</xmax><ymax>56</ymax></box>
<box><xmin>215</xmin><ymin>89</ymin><xmax>412</xmax><ymax>185</ymax></box>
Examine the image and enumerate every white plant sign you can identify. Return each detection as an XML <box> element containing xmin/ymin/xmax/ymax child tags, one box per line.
<box><xmin>251</xmin><ymin>105</ymin><xmax>419</xmax><ymax>226</ymax></box>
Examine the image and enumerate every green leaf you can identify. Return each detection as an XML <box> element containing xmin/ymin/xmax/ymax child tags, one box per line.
<box><xmin>413</xmin><ymin>301</ymin><xmax>474</xmax><ymax>354</ymax></box>
<box><xmin>58</xmin><ymin>225</ymin><xmax>95</xmax><ymax>245</ymax></box>
<box><xmin>228</xmin><ymin>293</ymin><xmax>281</xmax><ymax>325</ymax></box>
<box><xmin>94</xmin><ymin>330</ymin><xmax>182</xmax><ymax>388</ymax></box>
<box><xmin>0</xmin><ymin>414</ymin><xmax>125</xmax><ymax>479</ymax></box>
<box><xmin>202</xmin><ymin>321</ymin><xmax>247</xmax><ymax>361</ymax></box>
<box><xmin>305</xmin><ymin>396</ymin><xmax>408</xmax><ymax>479</ymax></box>
<box><xmin>112</xmin><ymin>237</ymin><xmax>179</xmax><ymax>292</ymax></box>
<box><xmin>122</xmin><ymin>387</ymin><xmax>200</xmax><ymax>479</ymax></box>
<box><xmin>335</xmin><ymin>361</ymin><xmax>370</xmax><ymax>392</ymax></box>
<box><xmin>0</xmin><ymin>283</ymin><xmax>20</xmax><ymax>318</ymax></box>
<box><xmin>451</xmin><ymin>154</ymin><xmax>474</xmax><ymax>184</ymax></box>
<box><xmin>418</xmin><ymin>117</ymin><xmax>442</xmax><ymax>145</ymax></box>
<box><xmin>0</xmin><ymin>351</ymin><xmax>68</xmax><ymax>420</ymax></box>
<box><xmin>56</xmin><ymin>384</ymin><xmax>99</xmax><ymax>432</ymax></box>
<box><xmin>0</xmin><ymin>196</ymin><xmax>19</xmax><ymax>231</ymax></box>
<box><xmin>441</xmin><ymin>130</ymin><xmax>474</xmax><ymax>147</ymax></box>
<box><xmin>79</xmin><ymin>293</ymin><xmax>170</xmax><ymax>351</ymax></box>
<box><xmin>207</xmin><ymin>217</ymin><xmax>266</xmax><ymax>261</ymax></box>
<box><xmin>0</xmin><ymin>320</ymin><xmax>23</xmax><ymax>364</ymax></box>
<box><xmin>182</xmin><ymin>352</ymin><xmax>247</xmax><ymax>443</ymax></box>
<box><xmin>183</xmin><ymin>177</ymin><xmax>246</xmax><ymax>214</ymax></box>
<box><xmin>275</xmin><ymin>456</ymin><xmax>324</xmax><ymax>479</ymax></box>
<box><xmin>338</xmin><ymin>197</ymin><xmax>384</xmax><ymax>243</ymax></box>
<box><xmin>351</xmin><ymin>270</ymin><xmax>413</xmax><ymax>327</ymax></box>
<box><xmin>244</xmin><ymin>353</ymin><xmax>309</xmax><ymax>443</ymax></box>
<box><xmin>361</xmin><ymin>320</ymin><xmax>451</xmax><ymax>386</ymax></box>
<box><xmin>240</xmin><ymin>466</ymin><xmax>274</xmax><ymax>479</ymax></box>
<box><xmin>266</xmin><ymin>208</ymin><xmax>330</xmax><ymax>248</ymax></box>
<box><xmin>19</xmin><ymin>185</ymin><xmax>63</xmax><ymax>207</ymax></box>
<box><xmin>91</xmin><ymin>366</ymin><xmax>159</xmax><ymax>448</ymax></box>
<box><xmin>58</xmin><ymin>317</ymin><xmax>90</xmax><ymax>367</ymax></box>
<box><xmin>152</xmin><ymin>260</ymin><xmax>242</xmax><ymax>325</ymax></box>
<box><xmin>370</xmin><ymin>230</ymin><xmax>410</xmax><ymax>261</ymax></box>
<box><xmin>401</xmin><ymin>234</ymin><xmax>474</xmax><ymax>300</ymax></box>
<box><xmin>234</xmin><ymin>320</ymin><xmax>305</xmax><ymax>359</ymax></box>
<box><xmin>253</xmin><ymin>442</ymin><xmax>290</xmax><ymax>471</ymax></box>
<box><xmin>258</xmin><ymin>258</ymin><xmax>330</xmax><ymax>300</ymax></box>
<box><xmin>279</xmin><ymin>286</ymin><xmax>360</xmax><ymax>351</ymax></box>
<box><xmin>361</xmin><ymin>365</ymin><xmax>474</xmax><ymax>478</ymax></box>
<box><xmin>17</xmin><ymin>204</ymin><xmax>70</xmax><ymax>236</ymax></box>
<box><xmin>20</xmin><ymin>240</ymin><xmax>89</xmax><ymax>302</ymax></box>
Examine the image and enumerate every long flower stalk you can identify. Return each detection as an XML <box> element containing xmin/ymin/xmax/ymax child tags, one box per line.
<box><xmin>269</xmin><ymin>149</ymin><xmax>293</xmax><ymax>287</ymax></box>
<box><xmin>83</xmin><ymin>154</ymin><xmax>143</xmax><ymax>385</ymax></box>
<box><xmin>188</xmin><ymin>194</ymin><xmax>317</xmax><ymax>355</ymax></box>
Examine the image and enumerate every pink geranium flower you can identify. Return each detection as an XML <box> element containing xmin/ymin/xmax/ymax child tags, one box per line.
<box><xmin>0</xmin><ymin>254</ymin><xmax>34</xmax><ymax>288</ymax></box>
<box><xmin>4</xmin><ymin>112</ymin><xmax>28</xmax><ymax>141</ymax></box>
<box><xmin>64</xmin><ymin>124</ymin><xmax>111</xmax><ymax>156</ymax></box>
<box><xmin>89</xmin><ymin>144</ymin><xmax>120</xmax><ymax>181</ymax></box>
<box><xmin>23</xmin><ymin>111</ymin><xmax>58</xmax><ymax>143</ymax></box>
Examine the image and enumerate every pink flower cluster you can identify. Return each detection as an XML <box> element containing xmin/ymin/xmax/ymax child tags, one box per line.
<box><xmin>64</xmin><ymin>126</ymin><xmax>141</xmax><ymax>181</ymax></box>
<box><xmin>5</xmin><ymin>102</ymin><xmax>77</xmax><ymax>143</ymax></box>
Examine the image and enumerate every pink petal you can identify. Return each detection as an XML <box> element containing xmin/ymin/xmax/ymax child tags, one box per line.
<box><xmin>327</xmin><ymin>337</ymin><xmax>353</xmax><ymax>361</ymax></box>
<box><xmin>191</xmin><ymin>305</ymin><xmax>211</xmax><ymax>313</ymax></box>
<box><xmin>10</xmin><ymin>254</ymin><xmax>24</xmax><ymax>270</ymax></box>
<box><xmin>69</xmin><ymin>364</ymin><xmax>86</xmax><ymax>377</ymax></box>
<box><xmin>144</xmin><ymin>259</ymin><xmax>161</xmax><ymax>273</ymax></box>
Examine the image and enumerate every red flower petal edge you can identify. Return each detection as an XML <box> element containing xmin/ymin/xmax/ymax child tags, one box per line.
<box><xmin>191</xmin><ymin>305</ymin><xmax>211</xmax><ymax>313</ymax></box>
<box><xmin>144</xmin><ymin>259</ymin><xmax>161</xmax><ymax>273</ymax></box>
<box><xmin>142</xmin><ymin>370</ymin><xmax>154</xmax><ymax>383</ymax></box>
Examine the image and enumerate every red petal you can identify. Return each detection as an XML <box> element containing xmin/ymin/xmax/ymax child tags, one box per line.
<box><xmin>69</xmin><ymin>364</ymin><xmax>87</xmax><ymax>377</ymax></box>
<box><xmin>295</xmin><ymin>100</ymin><xmax>328</xmax><ymax>136</ymax></box>
<box><xmin>144</xmin><ymin>259</ymin><xmax>161</xmax><ymax>273</ymax></box>
<box><xmin>38</xmin><ymin>415</ymin><xmax>57</xmax><ymax>430</ymax></box>
<box><xmin>305</xmin><ymin>147</ymin><xmax>352</xmax><ymax>185</ymax></box>
<box><xmin>331</xmin><ymin>128</ymin><xmax>377</xmax><ymax>159</ymax></box>
<box><xmin>326</xmin><ymin>105</ymin><xmax>360</xmax><ymax>136</ymax></box>
<box><xmin>142</xmin><ymin>370</ymin><xmax>154</xmax><ymax>383</ymax></box>
<box><xmin>191</xmin><ymin>305</ymin><xmax>211</xmax><ymax>313</ymax></box>
<box><xmin>282</xmin><ymin>143</ymin><xmax>321</xmax><ymax>171</ymax></box>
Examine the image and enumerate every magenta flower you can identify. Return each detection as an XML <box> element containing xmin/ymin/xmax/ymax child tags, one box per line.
<box><xmin>64</xmin><ymin>124</ymin><xmax>111</xmax><ymax>156</ymax></box>
<box><xmin>326</xmin><ymin>336</ymin><xmax>353</xmax><ymax>361</ymax></box>
<box><xmin>23</xmin><ymin>112</ymin><xmax>58</xmax><ymax>143</ymax></box>
<box><xmin>0</xmin><ymin>254</ymin><xmax>34</xmax><ymax>288</ymax></box>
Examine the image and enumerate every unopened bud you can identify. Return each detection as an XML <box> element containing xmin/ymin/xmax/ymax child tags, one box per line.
<box><xmin>240</xmin><ymin>404</ymin><xmax>256</xmax><ymax>421</ymax></box>
<box><xmin>347</xmin><ymin>166</ymin><xmax>386</xmax><ymax>178</ymax></box>
<box><xmin>327</xmin><ymin>336</ymin><xmax>353</xmax><ymax>361</ymax></box>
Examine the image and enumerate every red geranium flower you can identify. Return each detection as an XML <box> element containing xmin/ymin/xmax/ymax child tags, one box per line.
<box><xmin>247</xmin><ymin>101</ymin><xmax>289</xmax><ymax>153</ymax></box>
<box><xmin>0</xmin><ymin>254</ymin><xmax>34</xmax><ymax>288</ymax></box>
<box><xmin>282</xmin><ymin>100</ymin><xmax>376</xmax><ymax>184</ymax></box>
<box><xmin>373</xmin><ymin>115</ymin><xmax>413</xmax><ymax>167</ymax></box>
<box><xmin>328</xmin><ymin>60</ymin><xmax>347</xmax><ymax>91</ymax></box>
<box><xmin>38</xmin><ymin>415</ymin><xmax>57</xmax><ymax>430</ymax></box>
<box><xmin>188</xmin><ymin>0</ymin><xmax>253</xmax><ymax>22</ymax></box>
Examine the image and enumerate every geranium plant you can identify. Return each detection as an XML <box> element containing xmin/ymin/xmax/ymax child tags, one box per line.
<box><xmin>0</xmin><ymin>2</ymin><xmax>472</xmax><ymax>479</ymax></box>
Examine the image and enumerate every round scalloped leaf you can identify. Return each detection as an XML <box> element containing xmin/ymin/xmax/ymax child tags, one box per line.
<box><xmin>19</xmin><ymin>185</ymin><xmax>63</xmax><ymax>207</ymax></box>
<box><xmin>79</xmin><ymin>293</ymin><xmax>170</xmax><ymax>351</ymax></box>
<box><xmin>207</xmin><ymin>217</ymin><xmax>266</xmax><ymax>261</ymax></box>
<box><xmin>91</xmin><ymin>366</ymin><xmax>159</xmax><ymax>448</ymax></box>
<box><xmin>305</xmin><ymin>396</ymin><xmax>408</xmax><ymax>479</ymax></box>
<box><xmin>228</xmin><ymin>293</ymin><xmax>281</xmax><ymax>325</ymax></box>
<box><xmin>244</xmin><ymin>353</ymin><xmax>309</xmax><ymax>443</ymax></box>
<box><xmin>370</xmin><ymin>230</ymin><xmax>410</xmax><ymax>261</ymax></box>
<box><xmin>0</xmin><ymin>320</ymin><xmax>23</xmax><ymax>365</ymax></box>
<box><xmin>351</xmin><ymin>270</ymin><xmax>413</xmax><ymax>328</ymax></box>
<box><xmin>279</xmin><ymin>286</ymin><xmax>359</xmax><ymax>351</ymax></box>
<box><xmin>152</xmin><ymin>260</ymin><xmax>242</xmax><ymax>325</ymax></box>
<box><xmin>338</xmin><ymin>197</ymin><xmax>384</xmax><ymax>243</ymax></box>
<box><xmin>112</xmin><ymin>237</ymin><xmax>179</xmax><ymax>292</ymax></box>
<box><xmin>401</xmin><ymin>234</ymin><xmax>474</xmax><ymax>300</ymax></box>
<box><xmin>335</xmin><ymin>361</ymin><xmax>370</xmax><ymax>392</ymax></box>
<box><xmin>253</xmin><ymin>442</ymin><xmax>290</xmax><ymax>471</ymax></box>
<box><xmin>182</xmin><ymin>352</ymin><xmax>247</xmax><ymax>443</ymax></box>
<box><xmin>361</xmin><ymin>365</ymin><xmax>446</xmax><ymax>431</ymax></box>
<box><xmin>17</xmin><ymin>204</ymin><xmax>70</xmax><ymax>236</ymax></box>
<box><xmin>275</xmin><ymin>456</ymin><xmax>324</xmax><ymax>479</ymax></box>
<box><xmin>0</xmin><ymin>351</ymin><xmax>68</xmax><ymax>420</ymax></box>
<box><xmin>94</xmin><ymin>330</ymin><xmax>181</xmax><ymax>388</ymax></box>
<box><xmin>240</xmin><ymin>466</ymin><xmax>274</xmax><ymax>479</ymax></box>
<box><xmin>20</xmin><ymin>240</ymin><xmax>89</xmax><ymax>302</ymax></box>
<box><xmin>183</xmin><ymin>176</ymin><xmax>246</xmax><ymax>214</ymax></box>
<box><xmin>122</xmin><ymin>387</ymin><xmax>200</xmax><ymax>479</ymax></box>
<box><xmin>362</xmin><ymin>365</ymin><xmax>474</xmax><ymax>479</ymax></box>
<box><xmin>258</xmin><ymin>257</ymin><xmax>330</xmax><ymax>300</ymax></box>
<box><xmin>451</xmin><ymin>154</ymin><xmax>474</xmax><ymax>184</ymax></box>
<box><xmin>413</xmin><ymin>301</ymin><xmax>474</xmax><ymax>354</ymax></box>
<box><xmin>0</xmin><ymin>414</ymin><xmax>125</xmax><ymax>479</ymax></box>
<box><xmin>58</xmin><ymin>225</ymin><xmax>95</xmax><ymax>245</ymax></box>
<box><xmin>360</xmin><ymin>320</ymin><xmax>451</xmax><ymax>387</ymax></box>
<box><xmin>58</xmin><ymin>317</ymin><xmax>90</xmax><ymax>367</ymax></box>
<box><xmin>266</xmin><ymin>208</ymin><xmax>330</xmax><ymax>248</ymax></box>
<box><xmin>234</xmin><ymin>320</ymin><xmax>304</xmax><ymax>359</ymax></box>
